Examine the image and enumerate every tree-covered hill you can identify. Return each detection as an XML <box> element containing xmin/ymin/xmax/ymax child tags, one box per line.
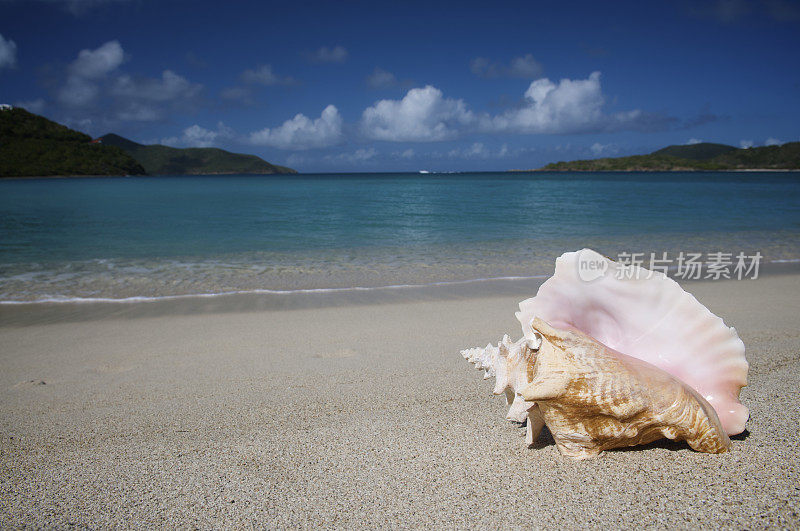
<box><xmin>0</xmin><ymin>107</ymin><xmax>297</xmax><ymax>177</ymax></box>
<box><xmin>651</xmin><ymin>142</ymin><xmax>738</xmax><ymax>161</ymax></box>
<box><xmin>713</xmin><ymin>142</ymin><xmax>800</xmax><ymax>169</ymax></box>
<box><xmin>99</xmin><ymin>133</ymin><xmax>297</xmax><ymax>175</ymax></box>
<box><xmin>0</xmin><ymin>107</ymin><xmax>146</xmax><ymax>177</ymax></box>
<box><xmin>539</xmin><ymin>142</ymin><xmax>800</xmax><ymax>171</ymax></box>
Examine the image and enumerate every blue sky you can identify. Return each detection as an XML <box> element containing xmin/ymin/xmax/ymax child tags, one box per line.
<box><xmin>1</xmin><ymin>0</ymin><xmax>799</xmax><ymax>172</ymax></box>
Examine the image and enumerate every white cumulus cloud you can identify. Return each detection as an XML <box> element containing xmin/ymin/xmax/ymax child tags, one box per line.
<box><xmin>161</xmin><ymin>122</ymin><xmax>233</xmax><ymax>148</ymax></box>
<box><xmin>55</xmin><ymin>40</ymin><xmax>204</xmax><ymax>128</ymax></box>
<box><xmin>69</xmin><ymin>40</ymin><xmax>124</xmax><ymax>78</ymax></box>
<box><xmin>0</xmin><ymin>33</ymin><xmax>18</xmax><ymax>69</ymax></box>
<box><xmin>359</xmin><ymin>73</ymin><xmax>653</xmax><ymax>142</ymax></box>
<box><xmin>360</xmin><ymin>85</ymin><xmax>475</xmax><ymax>142</ymax></box>
<box><xmin>740</xmin><ymin>139</ymin><xmax>754</xmax><ymax>149</ymax></box>
<box><xmin>765</xmin><ymin>137</ymin><xmax>782</xmax><ymax>146</ymax></box>
<box><xmin>58</xmin><ymin>40</ymin><xmax>125</xmax><ymax>106</ymax></box>
<box><xmin>249</xmin><ymin>105</ymin><xmax>343</xmax><ymax>150</ymax></box>
<box><xmin>488</xmin><ymin>72</ymin><xmax>606</xmax><ymax>134</ymax></box>
<box><xmin>485</xmin><ymin>71</ymin><xmax>655</xmax><ymax>135</ymax></box>
<box><xmin>686</xmin><ymin>138</ymin><xmax>703</xmax><ymax>145</ymax></box>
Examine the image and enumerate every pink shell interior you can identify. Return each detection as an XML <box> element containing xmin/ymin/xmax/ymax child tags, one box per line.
<box><xmin>516</xmin><ymin>249</ymin><xmax>749</xmax><ymax>436</ymax></box>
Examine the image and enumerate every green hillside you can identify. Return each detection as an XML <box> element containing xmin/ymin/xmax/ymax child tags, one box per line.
<box><xmin>100</xmin><ymin>133</ymin><xmax>297</xmax><ymax>175</ymax></box>
<box><xmin>714</xmin><ymin>142</ymin><xmax>800</xmax><ymax>169</ymax></box>
<box><xmin>540</xmin><ymin>142</ymin><xmax>800</xmax><ymax>171</ymax></box>
<box><xmin>0</xmin><ymin>107</ymin><xmax>146</xmax><ymax>177</ymax></box>
<box><xmin>651</xmin><ymin>142</ymin><xmax>738</xmax><ymax>160</ymax></box>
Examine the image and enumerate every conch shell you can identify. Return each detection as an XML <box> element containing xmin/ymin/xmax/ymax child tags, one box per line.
<box><xmin>461</xmin><ymin>249</ymin><xmax>748</xmax><ymax>459</ymax></box>
<box><xmin>522</xmin><ymin>318</ymin><xmax>730</xmax><ymax>459</ymax></box>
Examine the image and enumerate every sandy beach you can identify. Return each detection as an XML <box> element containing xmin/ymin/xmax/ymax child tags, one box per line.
<box><xmin>1</xmin><ymin>273</ymin><xmax>799</xmax><ymax>527</ymax></box>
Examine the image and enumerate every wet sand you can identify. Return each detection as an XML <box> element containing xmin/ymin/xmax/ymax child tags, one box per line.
<box><xmin>1</xmin><ymin>274</ymin><xmax>798</xmax><ymax>527</ymax></box>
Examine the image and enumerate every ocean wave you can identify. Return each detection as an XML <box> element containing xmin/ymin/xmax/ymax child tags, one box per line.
<box><xmin>2</xmin><ymin>236</ymin><xmax>799</xmax><ymax>305</ymax></box>
<box><xmin>0</xmin><ymin>274</ymin><xmax>548</xmax><ymax>305</ymax></box>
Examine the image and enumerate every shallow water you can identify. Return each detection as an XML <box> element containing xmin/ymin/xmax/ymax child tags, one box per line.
<box><xmin>1</xmin><ymin>172</ymin><xmax>799</xmax><ymax>302</ymax></box>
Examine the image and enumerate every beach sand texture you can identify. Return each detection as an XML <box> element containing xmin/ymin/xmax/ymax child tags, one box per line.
<box><xmin>1</xmin><ymin>274</ymin><xmax>799</xmax><ymax>527</ymax></box>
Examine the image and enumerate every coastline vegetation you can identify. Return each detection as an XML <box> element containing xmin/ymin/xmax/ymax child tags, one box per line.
<box><xmin>537</xmin><ymin>142</ymin><xmax>800</xmax><ymax>171</ymax></box>
<box><xmin>0</xmin><ymin>107</ymin><xmax>296</xmax><ymax>178</ymax></box>
<box><xmin>99</xmin><ymin>133</ymin><xmax>297</xmax><ymax>175</ymax></box>
<box><xmin>0</xmin><ymin>107</ymin><xmax>145</xmax><ymax>177</ymax></box>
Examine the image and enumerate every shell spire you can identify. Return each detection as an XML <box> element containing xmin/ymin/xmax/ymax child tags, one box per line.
<box><xmin>461</xmin><ymin>343</ymin><xmax>498</xmax><ymax>380</ymax></box>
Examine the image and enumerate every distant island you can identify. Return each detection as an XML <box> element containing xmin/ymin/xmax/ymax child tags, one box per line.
<box><xmin>99</xmin><ymin>133</ymin><xmax>296</xmax><ymax>176</ymax></box>
<box><xmin>530</xmin><ymin>142</ymin><xmax>800</xmax><ymax>171</ymax></box>
<box><xmin>0</xmin><ymin>106</ymin><xmax>296</xmax><ymax>178</ymax></box>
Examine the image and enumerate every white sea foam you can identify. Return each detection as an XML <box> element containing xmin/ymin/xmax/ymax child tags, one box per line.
<box><xmin>2</xmin><ymin>233</ymin><xmax>799</xmax><ymax>305</ymax></box>
<box><xmin>0</xmin><ymin>275</ymin><xmax>548</xmax><ymax>305</ymax></box>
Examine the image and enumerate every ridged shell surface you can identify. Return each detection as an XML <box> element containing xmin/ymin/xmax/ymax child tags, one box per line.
<box><xmin>522</xmin><ymin>318</ymin><xmax>732</xmax><ymax>459</ymax></box>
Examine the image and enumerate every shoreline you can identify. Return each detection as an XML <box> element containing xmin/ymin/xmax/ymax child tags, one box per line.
<box><xmin>0</xmin><ymin>274</ymin><xmax>550</xmax><ymax>306</ymax></box>
<box><xmin>1</xmin><ymin>259</ymin><xmax>798</xmax><ymax>320</ymax></box>
<box><xmin>1</xmin><ymin>273</ymin><xmax>798</xmax><ymax>526</ymax></box>
<box><xmin>2</xmin><ymin>263</ymin><xmax>800</xmax><ymax>329</ymax></box>
<box><xmin>0</xmin><ymin>276</ymin><xmax>550</xmax><ymax>326</ymax></box>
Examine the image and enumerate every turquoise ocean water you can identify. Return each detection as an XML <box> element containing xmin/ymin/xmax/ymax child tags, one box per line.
<box><xmin>1</xmin><ymin>172</ymin><xmax>799</xmax><ymax>302</ymax></box>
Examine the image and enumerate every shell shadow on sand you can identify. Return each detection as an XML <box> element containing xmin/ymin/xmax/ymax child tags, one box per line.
<box><xmin>515</xmin><ymin>419</ymin><xmax>751</xmax><ymax>455</ymax></box>
<box><xmin>608</xmin><ymin>429</ymin><xmax>751</xmax><ymax>454</ymax></box>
